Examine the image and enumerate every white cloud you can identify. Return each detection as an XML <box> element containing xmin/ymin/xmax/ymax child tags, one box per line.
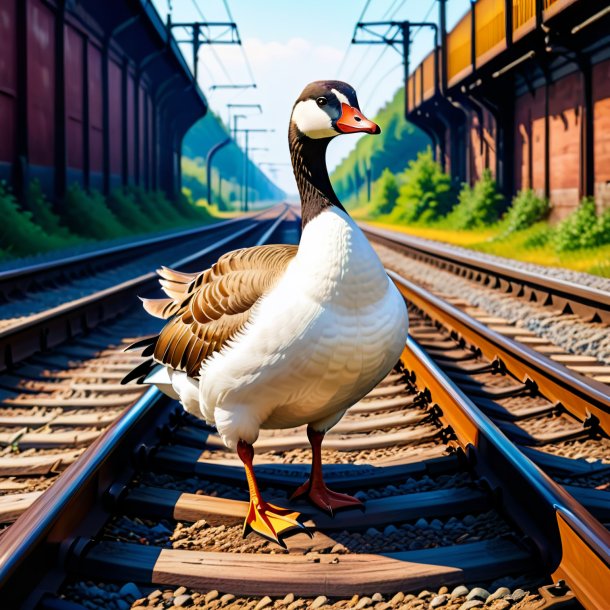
<box><xmin>200</xmin><ymin>37</ymin><xmax>347</xmax><ymax>194</ymax></box>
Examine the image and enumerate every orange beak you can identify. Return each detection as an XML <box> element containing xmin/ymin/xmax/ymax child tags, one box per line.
<box><xmin>336</xmin><ymin>103</ymin><xmax>381</xmax><ymax>134</ymax></box>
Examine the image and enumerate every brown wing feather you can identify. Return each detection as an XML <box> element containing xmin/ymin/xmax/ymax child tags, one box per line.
<box><xmin>129</xmin><ymin>244</ymin><xmax>298</xmax><ymax>380</ymax></box>
<box><xmin>157</xmin><ymin>267</ymin><xmax>198</xmax><ymax>300</ymax></box>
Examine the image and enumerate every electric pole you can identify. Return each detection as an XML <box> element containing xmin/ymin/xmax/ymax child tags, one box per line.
<box><xmin>170</xmin><ymin>18</ymin><xmax>241</xmax><ymax>83</ymax></box>
<box><xmin>227</xmin><ymin>104</ymin><xmax>262</xmax><ymax>136</ymax></box>
<box><xmin>234</xmin><ymin>128</ymin><xmax>274</xmax><ymax>212</ymax></box>
<box><xmin>352</xmin><ymin>20</ymin><xmax>439</xmax><ymax>117</ymax></box>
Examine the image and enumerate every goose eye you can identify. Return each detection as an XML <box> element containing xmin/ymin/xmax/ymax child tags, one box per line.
<box><xmin>316</xmin><ymin>97</ymin><xmax>328</xmax><ymax>107</ymax></box>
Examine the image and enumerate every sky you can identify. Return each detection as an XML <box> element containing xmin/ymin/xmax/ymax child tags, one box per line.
<box><xmin>152</xmin><ymin>0</ymin><xmax>471</xmax><ymax>196</ymax></box>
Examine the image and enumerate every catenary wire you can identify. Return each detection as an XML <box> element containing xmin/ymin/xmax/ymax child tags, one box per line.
<box><xmin>337</xmin><ymin>0</ymin><xmax>374</xmax><ymax>75</ymax></box>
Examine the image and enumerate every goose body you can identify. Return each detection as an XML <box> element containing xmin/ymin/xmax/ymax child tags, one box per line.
<box><xmin>124</xmin><ymin>80</ymin><xmax>409</xmax><ymax>544</ymax></box>
<box><xmin>170</xmin><ymin>205</ymin><xmax>408</xmax><ymax>448</ymax></box>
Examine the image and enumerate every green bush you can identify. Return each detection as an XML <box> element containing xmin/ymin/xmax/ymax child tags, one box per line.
<box><xmin>128</xmin><ymin>186</ymin><xmax>187</xmax><ymax>226</ymax></box>
<box><xmin>174</xmin><ymin>190</ymin><xmax>214</xmax><ymax>222</ymax></box>
<box><xmin>107</xmin><ymin>188</ymin><xmax>155</xmax><ymax>233</ymax></box>
<box><xmin>501</xmin><ymin>189</ymin><xmax>549</xmax><ymax>234</ymax></box>
<box><xmin>0</xmin><ymin>182</ymin><xmax>64</xmax><ymax>256</ymax></box>
<box><xmin>62</xmin><ymin>184</ymin><xmax>126</xmax><ymax>240</ymax></box>
<box><xmin>447</xmin><ymin>169</ymin><xmax>504</xmax><ymax>229</ymax></box>
<box><xmin>371</xmin><ymin>168</ymin><xmax>399</xmax><ymax>216</ymax></box>
<box><xmin>522</xmin><ymin>223</ymin><xmax>555</xmax><ymax>249</ymax></box>
<box><xmin>25</xmin><ymin>179</ymin><xmax>74</xmax><ymax>238</ymax></box>
<box><xmin>392</xmin><ymin>150</ymin><xmax>453</xmax><ymax>223</ymax></box>
<box><xmin>555</xmin><ymin>198</ymin><xmax>610</xmax><ymax>252</ymax></box>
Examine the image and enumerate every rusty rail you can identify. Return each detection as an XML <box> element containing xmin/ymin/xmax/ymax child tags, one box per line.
<box><xmin>0</xmin><ymin>205</ymin><xmax>291</xmax><ymax>372</ymax></box>
<box><xmin>0</xmin><ymin>207</ymin><xmax>295</xmax><ymax>605</ymax></box>
<box><xmin>388</xmin><ymin>270</ymin><xmax>610</xmax><ymax>434</ymax></box>
<box><xmin>402</xmin><ymin>337</ymin><xmax>610</xmax><ymax>610</ymax></box>
<box><xmin>0</xmin><ymin>208</ymin><xmax>271</xmax><ymax>300</ymax></box>
<box><xmin>363</xmin><ymin>225</ymin><xmax>610</xmax><ymax>324</ymax></box>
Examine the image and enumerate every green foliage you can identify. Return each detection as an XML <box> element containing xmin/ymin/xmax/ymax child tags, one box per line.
<box><xmin>62</xmin><ymin>184</ymin><xmax>126</xmax><ymax>239</ymax></box>
<box><xmin>555</xmin><ymin>198</ymin><xmax>610</xmax><ymax>252</ymax></box>
<box><xmin>501</xmin><ymin>189</ymin><xmax>549</xmax><ymax>235</ymax></box>
<box><xmin>331</xmin><ymin>87</ymin><xmax>430</xmax><ymax>208</ymax></box>
<box><xmin>0</xmin><ymin>182</ymin><xmax>65</xmax><ymax>256</ymax></box>
<box><xmin>447</xmin><ymin>169</ymin><xmax>504</xmax><ymax>229</ymax></box>
<box><xmin>371</xmin><ymin>168</ymin><xmax>399</xmax><ymax>216</ymax></box>
<box><xmin>174</xmin><ymin>190</ymin><xmax>214</xmax><ymax>221</ymax></box>
<box><xmin>0</xmin><ymin>177</ymin><xmax>219</xmax><ymax>262</ymax></box>
<box><xmin>25</xmin><ymin>179</ymin><xmax>73</xmax><ymax>238</ymax></box>
<box><xmin>127</xmin><ymin>186</ymin><xmax>214</xmax><ymax>226</ymax></box>
<box><xmin>127</xmin><ymin>186</ymin><xmax>184</xmax><ymax>226</ymax></box>
<box><xmin>392</xmin><ymin>150</ymin><xmax>453</xmax><ymax>223</ymax></box>
<box><xmin>182</xmin><ymin>112</ymin><xmax>284</xmax><ymax>207</ymax></box>
<box><xmin>522</xmin><ymin>223</ymin><xmax>554</xmax><ymax>249</ymax></box>
<box><xmin>107</xmin><ymin>188</ymin><xmax>156</xmax><ymax>233</ymax></box>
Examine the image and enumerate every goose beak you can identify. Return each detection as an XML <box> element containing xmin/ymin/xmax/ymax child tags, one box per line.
<box><xmin>336</xmin><ymin>103</ymin><xmax>381</xmax><ymax>135</ymax></box>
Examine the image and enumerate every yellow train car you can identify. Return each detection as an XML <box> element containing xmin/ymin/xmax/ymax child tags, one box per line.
<box><xmin>422</xmin><ymin>51</ymin><xmax>436</xmax><ymax>102</ymax></box>
<box><xmin>475</xmin><ymin>0</ymin><xmax>506</xmax><ymax>64</ymax></box>
<box><xmin>512</xmin><ymin>0</ymin><xmax>536</xmax><ymax>41</ymax></box>
<box><xmin>447</xmin><ymin>11</ymin><xmax>472</xmax><ymax>86</ymax></box>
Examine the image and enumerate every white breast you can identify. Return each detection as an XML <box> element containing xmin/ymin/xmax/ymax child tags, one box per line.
<box><xmin>193</xmin><ymin>208</ymin><xmax>409</xmax><ymax>448</ymax></box>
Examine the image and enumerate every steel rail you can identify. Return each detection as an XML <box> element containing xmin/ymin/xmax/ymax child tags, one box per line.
<box><xmin>0</xmin><ymin>387</ymin><xmax>175</xmax><ymax>607</ymax></box>
<box><xmin>0</xmin><ymin>205</ymin><xmax>290</xmax><ymax>372</ymax></box>
<box><xmin>0</xmin><ymin>206</ymin><xmax>275</xmax><ymax>299</ymax></box>
<box><xmin>363</xmin><ymin>224</ymin><xmax>610</xmax><ymax>323</ymax></box>
<box><xmin>0</xmin><ymin>208</ymin><xmax>294</xmax><ymax>607</ymax></box>
<box><xmin>402</xmin><ymin>337</ymin><xmax>610</xmax><ymax>610</ymax></box>
<box><xmin>389</xmin><ymin>270</ymin><xmax>610</xmax><ymax>434</ymax></box>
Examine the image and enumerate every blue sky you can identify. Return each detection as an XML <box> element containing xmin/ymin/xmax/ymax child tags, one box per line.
<box><xmin>153</xmin><ymin>0</ymin><xmax>471</xmax><ymax>195</ymax></box>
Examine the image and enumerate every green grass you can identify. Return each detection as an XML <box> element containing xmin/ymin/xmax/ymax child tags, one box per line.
<box><xmin>350</xmin><ymin>154</ymin><xmax>609</xmax><ymax>279</ymax></box>
<box><xmin>366</xmin><ymin>220</ymin><xmax>610</xmax><ymax>278</ymax></box>
<box><xmin>0</xmin><ymin>181</ymin><xmax>218</xmax><ymax>262</ymax></box>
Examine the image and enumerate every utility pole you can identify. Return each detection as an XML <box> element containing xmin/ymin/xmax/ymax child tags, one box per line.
<box><xmin>206</xmin><ymin>137</ymin><xmax>231</xmax><ymax>206</ymax></box>
<box><xmin>227</xmin><ymin>104</ymin><xmax>262</xmax><ymax>135</ymax></box>
<box><xmin>249</xmin><ymin>148</ymin><xmax>269</xmax><ymax>204</ymax></box>
<box><xmin>259</xmin><ymin>162</ymin><xmax>289</xmax><ymax>185</ymax></box>
<box><xmin>352</xmin><ymin>20</ymin><xmax>439</xmax><ymax>118</ymax></box>
<box><xmin>232</xmin><ymin>115</ymin><xmax>247</xmax><ymax>206</ymax></box>
<box><xmin>232</xmin><ymin>114</ymin><xmax>247</xmax><ymax>141</ymax></box>
<box><xmin>170</xmin><ymin>18</ymin><xmax>241</xmax><ymax>83</ymax></box>
<box><xmin>234</xmin><ymin>128</ymin><xmax>274</xmax><ymax>212</ymax></box>
<box><xmin>439</xmin><ymin>0</ymin><xmax>448</xmax><ymax>93</ymax></box>
<box><xmin>244</xmin><ymin>130</ymin><xmax>249</xmax><ymax>212</ymax></box>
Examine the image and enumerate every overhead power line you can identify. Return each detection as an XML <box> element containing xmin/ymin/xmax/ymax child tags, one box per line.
<box><xmin>188</xmin><ymin>0</ymin><xmax>235</xmax><ymax>85</ymax></box>
<box><xmin>363</xmin><ymin>61</ymin><xmax>402</xmax><ymax>107</ymax></box>
<box><xmin>354</xmin><ymin>0</ymin><xmax>436</xmax><ymax>106</ymax></box>
<box><xmin>337</xmin><ymin>0</ymin><xmax>373</xmax><ymax>75</ymax></box>
<box><xmin>222</xmin><ymin>0</ymin><xmax>257</xmax><ymax>86</ymax></box>
<box><xmin>346</xmin><ymin>0</ymin><xmax>407</xmax><ymax>85</ymax></box>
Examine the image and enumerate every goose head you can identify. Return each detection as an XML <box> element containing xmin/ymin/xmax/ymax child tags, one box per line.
<box><xmin>289</xmin><ymin>81</ymin><xmax>380</xmax><ymax>226</ymax></box>
<box><xmin>290</xmin><ymin>80</ymin><xmax>380</xmax><ymax>141</ymax></box>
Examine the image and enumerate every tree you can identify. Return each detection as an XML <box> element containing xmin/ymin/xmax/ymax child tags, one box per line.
<box><xmin>393</xmin><ymin>149</ymin><xmax>453</xmax><ymax>223</ymax></box>
<box><xmin>371</xmin><ymin>168</ymin><xmax>399</xmax><ymax>216</ymax></box>
<box><xmin>448</xmin><ymin>169</ymin><xmax>505</xmax><ymax>229</ymax></box>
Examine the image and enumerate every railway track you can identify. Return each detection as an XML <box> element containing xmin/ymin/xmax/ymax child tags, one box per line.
<box><xmin>0</xmin><ymin>217</ymin><xmax>607</xmax><ymax>609</ymax></box>
<box><xmin>0</xmin><ymin>205</ymin><xmax>298</xmax><ymax>529</ymax></box>
<box><xmin>0</xmin><ymin>206</ymin><xmax>286</xmax><ymax>371</ymax></box>
<box><xmin>363</xmin><ymin>225</ymin><xmax>610</xmax><ymax>386</ymax></box>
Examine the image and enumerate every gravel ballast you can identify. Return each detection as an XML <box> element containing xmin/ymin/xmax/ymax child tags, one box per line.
<box><xmin>375</xmin><ymin>243</ymin><xmax>610</xmax><ymax>364</ymax></box>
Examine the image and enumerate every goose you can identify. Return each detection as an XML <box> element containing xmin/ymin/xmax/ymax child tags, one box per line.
<box><xmin>123</xmin><ymin>80</ymin><xmax>409</xmax><ymax>546</ymax></box>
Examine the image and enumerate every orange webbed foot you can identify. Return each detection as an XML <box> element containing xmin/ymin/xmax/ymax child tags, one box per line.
<box><xmin>243</xmin><ymin>496</ymin><xmax>311</xmax><ymax>547</ymax></box>
<box><xmin>291</xmin><ymin>480</ymin><xmax>365</xmax><ymax>517</ymax></box>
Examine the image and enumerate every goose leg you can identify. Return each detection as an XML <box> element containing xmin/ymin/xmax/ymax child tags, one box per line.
<box><xmin>290</xmin><ymin>426</ymin><xmax>365</xmax><ymax>516</ymax></box>
<box><xmin>237</xmin><ymin>440</ymin><xmax>307</xmax><ymax>547</ymax></box>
